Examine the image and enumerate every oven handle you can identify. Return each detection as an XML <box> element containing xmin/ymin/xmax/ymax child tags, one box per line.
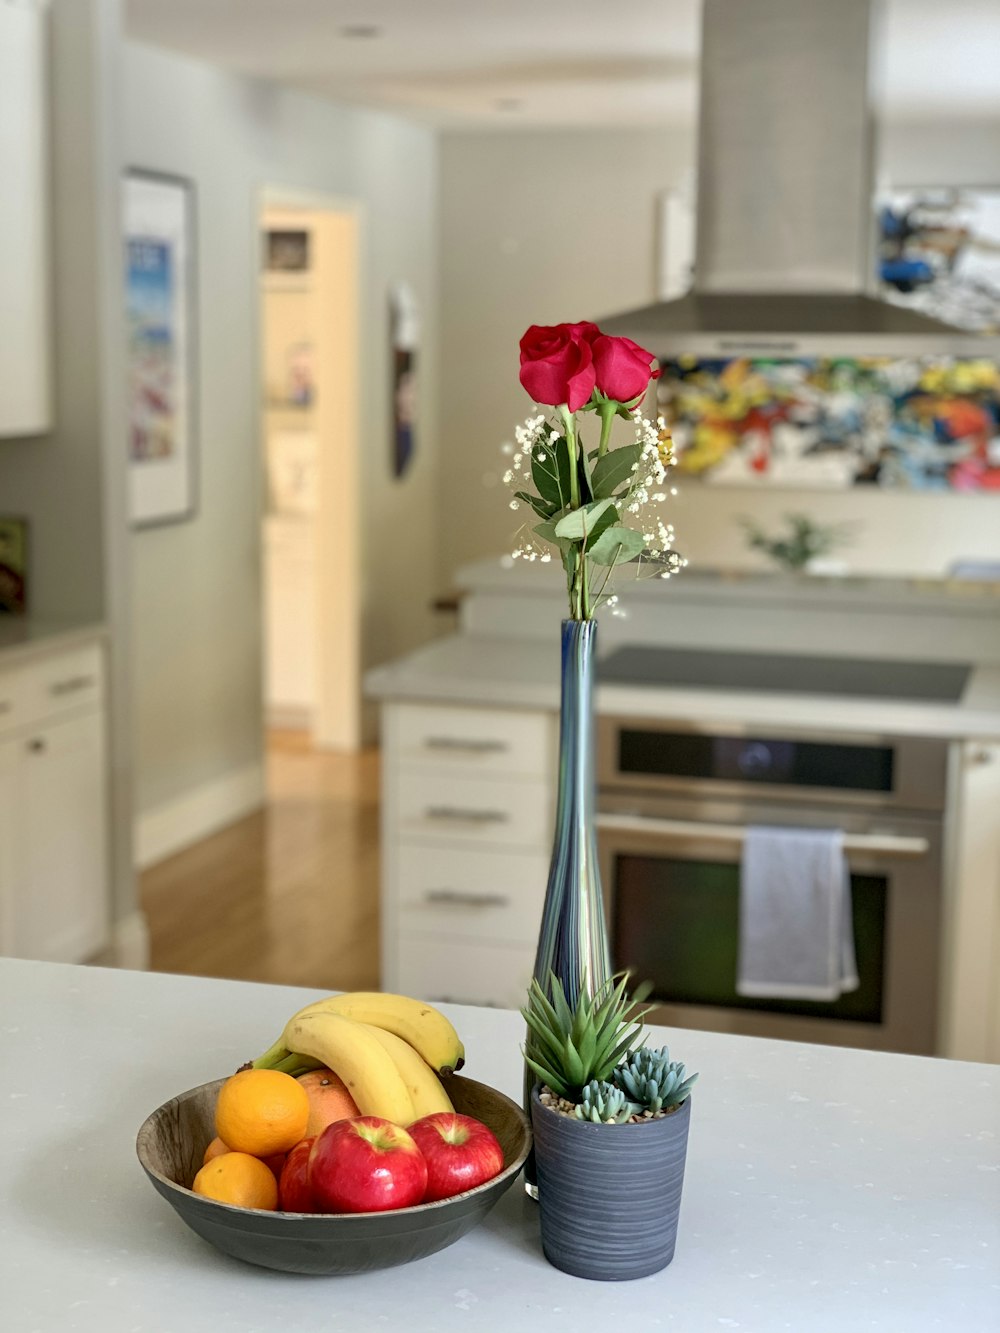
<box><xmin>595</xmin><ymin>812</ymin><xmax>930</xmax><ymax>858</ymax></box>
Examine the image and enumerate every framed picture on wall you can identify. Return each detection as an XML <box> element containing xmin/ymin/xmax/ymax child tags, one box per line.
<box><xmin>123</xmin><ymin>170</ymin><xmax>198</xmax><ymax>527</ymax></box>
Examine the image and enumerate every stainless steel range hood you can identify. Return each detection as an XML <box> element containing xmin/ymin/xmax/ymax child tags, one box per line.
<box><xmin>599</xmin><ymin>0</ymin><xmax>993</xmax><ymax>358</ymax></box>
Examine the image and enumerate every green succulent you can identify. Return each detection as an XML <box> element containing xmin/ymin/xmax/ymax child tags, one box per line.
<box><xmin>521</xmin><ymin>970</ymin><xmax>649</xmax><ymax>1102</ymax></box>
<box><xmin>575</xmin><ymin>1079</ymin><xmax>636</xmax><ymax>1124</ymax></box>
<box><xmin>614</xmin><ymin>1045</ymin><xmax>698</xmax><ymax>1113</ymax></box>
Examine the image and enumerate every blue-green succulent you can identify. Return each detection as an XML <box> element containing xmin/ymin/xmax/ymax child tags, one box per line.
<box><xmin>614</xmin><ymin>1046</ymin><xmax>698</xmax><ymax>1113</ymax></box>
<box><xmin>574</xmin><ymin>1079</ymin><xmax>636</xmax><ymax>1124</ymax></box>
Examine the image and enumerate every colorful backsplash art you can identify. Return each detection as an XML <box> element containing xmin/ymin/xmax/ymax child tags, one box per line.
<box><xmin>658</xmin><ymin>357</ymin><xmax>1000</xmax><ymax>491</ymax></box>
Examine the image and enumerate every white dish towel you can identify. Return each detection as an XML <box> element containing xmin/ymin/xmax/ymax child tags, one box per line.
<box><xmin>736</xmin><ymin>826</ymin><xmax>859</xmax><ymax>1002</ymax></box>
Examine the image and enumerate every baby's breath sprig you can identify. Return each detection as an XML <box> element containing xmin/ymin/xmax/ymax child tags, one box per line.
<box><xmin>501</xmin><ymin>404</ymin><xmax>685</xmax><ymax>619</ymax></box>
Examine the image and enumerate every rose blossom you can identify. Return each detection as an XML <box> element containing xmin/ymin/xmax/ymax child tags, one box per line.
<box><xmin>518</xmin><ymin>322</ymin><xmax>600</xmax><ymax>413</ymax></box>
<box><xmin>591</xmin><ymin>334</ymin><xmax>660</xmax><ymax>404</ymax></box>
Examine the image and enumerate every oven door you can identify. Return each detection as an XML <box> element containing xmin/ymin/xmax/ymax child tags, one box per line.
<box><xmin>596</xmin><ymin>796</ymin><xmax>942</xmax><ymax>1054</ymax></box>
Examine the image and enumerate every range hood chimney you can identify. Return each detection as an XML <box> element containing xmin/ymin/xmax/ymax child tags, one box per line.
<box><xmin>599</xmin><ymin>0</ymin><xmax>992</xmax><ymax>358</ymax></box>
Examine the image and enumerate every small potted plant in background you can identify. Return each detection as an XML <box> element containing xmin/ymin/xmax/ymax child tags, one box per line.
<box><xmin>739</xmin><ymin>511</ymin><xmax>856</xmax><ymax>574</ymax></box>
<box><xmin>523</xmin><ymin>971</ymin><xmax>698</xmax><ymax>1281</ymax></box>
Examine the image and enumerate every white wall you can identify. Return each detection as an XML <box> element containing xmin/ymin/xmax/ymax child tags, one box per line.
<box><xmin>438</xmin><ymin>120</ymin><xmax>1000</xmax><ymax>586</ymax></box>
<box><xmin>123</xmin><ymin>40</ymin><xmax>440</xmax><ymax>824</ymax></box>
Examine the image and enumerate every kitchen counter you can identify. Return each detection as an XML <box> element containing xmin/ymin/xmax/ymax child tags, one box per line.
<box><xmin>2</xmin><ymin>959</ymin><xmax>998</xmax><ymax>1332</ymax></box>
<box><xmin>0</xmin><ymin>617</ymin><xmax>105</xmax><ymax>668</ymax></box>
<box><xmin>365</xmin><ymin>631</ymin><xmax>1000</xmax><ymax>741</ymax></box>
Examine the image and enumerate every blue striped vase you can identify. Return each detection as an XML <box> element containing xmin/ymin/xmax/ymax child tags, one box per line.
<box><xmin>523</xmin><ymin>618</ymin><xmax>612</xmax><ymax>1194</ymax></box>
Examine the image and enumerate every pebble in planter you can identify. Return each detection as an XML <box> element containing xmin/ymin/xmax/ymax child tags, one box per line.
<box><xmin>523</xmin><ymin>973</ymin><xmax>698</xmax><ymax>1282</ymax></box>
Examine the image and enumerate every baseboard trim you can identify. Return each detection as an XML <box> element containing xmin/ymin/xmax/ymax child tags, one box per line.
<box><xmin>135</xmin><ymin>763</ymin><xmax>266</xmax><ymax>870</ymax></box>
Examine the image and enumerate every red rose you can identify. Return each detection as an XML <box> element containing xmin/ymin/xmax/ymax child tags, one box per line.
<box><xmin>591</xmin><ymin>335</ymin><xmax>660</xmax><ymax>404</ymax></box>
<box><xmin>519</xmin><ymin>322</ymin><xmax>599</xmax><ymax>412</ymax></box>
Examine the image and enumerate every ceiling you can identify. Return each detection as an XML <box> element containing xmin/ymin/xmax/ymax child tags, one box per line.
<box><xmin>124</xmin><ymin>0</ymin><xmax>1000</xmax><ymax>130</ymax></box>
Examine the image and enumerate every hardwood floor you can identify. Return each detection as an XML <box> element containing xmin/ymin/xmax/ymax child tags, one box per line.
<box><xmin>140</xmin><ymin>732</ymin><xmax>381</xmax><ymax>990</ymax></box>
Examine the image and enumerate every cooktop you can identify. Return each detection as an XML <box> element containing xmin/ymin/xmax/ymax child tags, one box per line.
<box><xmin>598</xmin><ymin>646</ymin><xmax>971</xmax><ymax>704</ymax></box>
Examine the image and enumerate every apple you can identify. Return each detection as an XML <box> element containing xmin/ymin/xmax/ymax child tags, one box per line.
<box><xmin>407</xmin><ymin>1113</ymin><xmax>504</xmax><ymax>1202</ymax></box>
<box><xmin>278</xmin><ymin>1136</ymin><xmax>317</xmax><ymax>1212</ymax></box>
<box><xmin>308</xmin><ymin>1117</ymin><xmax>428</xmax><ymax>1213</ymax></box>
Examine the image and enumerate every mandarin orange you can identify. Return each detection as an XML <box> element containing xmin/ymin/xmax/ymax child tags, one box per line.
<box><xmin>192</xmin><ymin>1152</ymin><xmax>279</xmax><ymax>1210</ymax></box>
<box><xmin>214</xmin><ymin>1068</ymin><xmax>310</xmax><ymax>1157</ymax></box>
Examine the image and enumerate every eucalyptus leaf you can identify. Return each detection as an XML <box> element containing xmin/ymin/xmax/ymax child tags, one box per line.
<box><xmin>514</xmin><ymin>490</ymin><xmax>557</xmax><ymax>519</ymax></box>
<box><xmin>588</xmin><ymin>525</ymin><xmax>646</xmax><ymax>566</ymax></box>
<box><xmin>553</xmin><ymin>497</ymin><xmax>615</xmax><ymax>542</ymax></box>
<box><xmin>531</xmin><ymin>434</ymin><xmax>571</xmax><ymax>510</ymax></box>
<box><xmin>591</xmin><ymin>443</ymin><xmax>642</xmax><ymax>499</ymax></box>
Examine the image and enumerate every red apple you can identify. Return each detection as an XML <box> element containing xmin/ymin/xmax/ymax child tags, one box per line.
<box><xmin>308</xmin><ymin>1117</ymin><xmax>428</xmax><ymax>1213</ymax></box>
<box><xmin>407</xmin><ymin>1112</ymin><xmax>504</xmax><ymax>1202</ymax></box>
<box><xmin>278</xmin><ymin>1136</ymin><xmax>317</xmax><ymax>1212</ymax></box>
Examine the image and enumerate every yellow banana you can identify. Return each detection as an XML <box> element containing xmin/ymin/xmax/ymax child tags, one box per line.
<box><xmin>282</xmin><ymin>1011</ymin><xmax>415</xmax><ymax>1125</ymax></box>
<box><xmin>359</xmin><ymin>1023</ymin><xmax>455</xmax><ymax>1122</ymax></box>
<box><xmin>287</xmin><ymin>992</ymin><xmax>465</xmax><ymax>1075</ymax></box>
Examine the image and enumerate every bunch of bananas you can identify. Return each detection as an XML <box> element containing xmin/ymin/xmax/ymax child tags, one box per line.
<box><xmin>250</xmin><ymin>992</ymin><xmax>466</xmax><ymax>1128</ymax></box>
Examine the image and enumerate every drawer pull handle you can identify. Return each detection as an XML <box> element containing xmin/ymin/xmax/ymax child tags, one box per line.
<box><xmin>50</xmin><ymin>675</ymin><xmax>95</xmax><ymax>697</ymax></box>
<box><xmin>423</xmin><ymin>737</ymin><xmax>508</xmax><ymax>754</ymax></box>
<box><xmin>423</xmin><ymin>890</ymin><xmax>510</xmax><ymax>908</ymax></box>
<box><xmin>424</xmin><ymin>806</ymin><xmax>509</xmax><ymax>825</ymax></box>
<box><xmin>28</xmin><ymin>737</ymin><xmax>46</xmax><ymax>754</ymax></box>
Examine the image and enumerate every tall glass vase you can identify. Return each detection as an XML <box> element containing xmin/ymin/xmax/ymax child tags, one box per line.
<box><xmin>523</xmin><ymin>618</ymin><xmax>612</xmax><ymax>1195</ymax></box>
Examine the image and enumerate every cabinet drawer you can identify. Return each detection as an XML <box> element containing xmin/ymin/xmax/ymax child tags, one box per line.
<box><xmin>1</xmin><ymin>643</ymin><xmax>105</xmax><ymax>736</ymax></box>
<box><xmin>393</xmin><ymin>936</ymin><xmax>536</xmax><ymax>1010</ymax></box>
<box><xmin>394</xmin><ymin>844</ymin><xmax>547</xmax><ymax>946</ymax></box>
<box><xmin>394</xmin><ymin>704</ymin><xmax>553</xmax><ymax>779</ymax></box>
<box><xmin>395</xmin><ymin>771</ymin><xmax>552</xmax><ymax>849</ymax></box>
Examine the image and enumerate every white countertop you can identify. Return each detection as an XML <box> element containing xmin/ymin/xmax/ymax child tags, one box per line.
<box><xmin>365</xmin><ymin>632</ymin><xmax>1000</xmax><ymax>741</ymax></box>
<box><xmin>2</xmin><ymin>959</ymin><xmax>997</xmax><ymax>1332</ymax></box>
<box><xmin>0</xmin><ymin>618</ymin><xmax>105</xmax><ymax>668</ymax></box>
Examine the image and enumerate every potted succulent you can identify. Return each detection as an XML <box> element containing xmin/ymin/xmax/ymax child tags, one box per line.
<box><xmin>523</xmin><ymin>971</ymin><xmax>698</xmax><ymax>1281</ymax></box>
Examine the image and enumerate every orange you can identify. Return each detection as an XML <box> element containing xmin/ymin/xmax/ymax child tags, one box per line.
<box><xmin>202</xmin><ymin>1135</ymin><xmax>231</xmax><ymax>1165</ymax></box>
<box><xmin>214</xmin><ymin>1068</ymin><xmax>310</xmax><ymax>1157</ymax></box>
<box><xmin>192</xmin><ymin>1152</ymin><xmax>279</xmax><ymax>1210</ymax></box>
<box><xmin>297</xmin><ymin>1067</ymin><xmax>360</xmax><ymax>1138</ymax></box>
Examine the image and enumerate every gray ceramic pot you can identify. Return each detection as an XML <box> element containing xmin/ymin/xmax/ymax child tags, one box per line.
<box><xmin>530</xmin><ymin>1086</ymin><xmax>691</xmax><ymax>1281</ymax></box>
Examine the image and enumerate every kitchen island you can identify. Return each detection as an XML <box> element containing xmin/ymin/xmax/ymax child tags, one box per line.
<box><xmin>2</xmin><ymin>959</ymin><xmax>998</xmax><ymax>1332</ymax></box>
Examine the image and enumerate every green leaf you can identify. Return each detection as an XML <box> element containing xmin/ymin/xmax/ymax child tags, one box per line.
<box><xmin>553</xmin><ymin>498</ymin><xmax>615</xmax><ymax>542</ymax></box>
<box><xmin>583</xmin><ymin>503</ymin><xmax>619</xmax><ymax>552</ymax></box>
<box><xmin>533</xmin><ymin>519</ymin><xmax>569</xmax><ymax>551</ymax></box>
<box><xmin>514</xmin><ymin>490</ymin><xmax>557</xmax><ymax>520</ymax></box>
<box><xmin>588</xmin><ymin>525</ymin><xmax>645</xmax><ymax>567</ymax></box>
<box><xmin>591</xmin><ymin>444</ymin><xmax>641</xmax><ymax>499</ymax></box>
<box><xmin>531</xmin><ymin>435</ymin><xmax>571</xmax><ymax>510</ymax></box>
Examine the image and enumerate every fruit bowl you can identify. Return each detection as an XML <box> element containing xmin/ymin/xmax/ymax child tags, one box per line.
<box><xmin>136</xmin><ymin>1073</ymin><xmax>531</xmax><ymax>1275</ymax></box>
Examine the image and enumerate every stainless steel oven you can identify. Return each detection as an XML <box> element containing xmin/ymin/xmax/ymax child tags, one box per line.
<box><xmin>596</xmin><ymin>718</ymin><xmax>949</xmax><ymax>1054</ymax></box>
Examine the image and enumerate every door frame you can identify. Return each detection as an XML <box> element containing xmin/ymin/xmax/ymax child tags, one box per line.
<box><xmin>257</xmin><ymin>185</ymin><xmax>363</xmax><ymax>750</ymax></box>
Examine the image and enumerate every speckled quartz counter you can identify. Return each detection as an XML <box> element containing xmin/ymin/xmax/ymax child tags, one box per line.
<box><xmin>365</xmin><ymin>631</ymin><xmax>1000</xmax><ymax>741</ymax></box>
<box><xmin>2</xmin><ymin>960</ymin><xmax>997</xmax><ymax>1332</ymax></box>
<box><xmin>0</xmin><ymin>618</ymin><xmax>105</xmax><ymax>668</ymax></box>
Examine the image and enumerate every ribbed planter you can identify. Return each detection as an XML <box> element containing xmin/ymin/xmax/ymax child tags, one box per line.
<box><xmin>530</xmin><ymin>1086</ymin><xmax>691</xmax><ymax>1281</ymax></box>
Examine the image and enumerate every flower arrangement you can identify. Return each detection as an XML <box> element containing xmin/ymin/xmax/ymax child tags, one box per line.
<box><xmin>505</xmin><ymin>321</ymin><xmax>685</xmax><ymax>620</ymax></box>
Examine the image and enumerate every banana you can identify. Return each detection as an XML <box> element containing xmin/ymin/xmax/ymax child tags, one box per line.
<box><xmin>359</xmin><ymin>1022</ymin><xmax>455</xmax><ymax>1122</ymax></box>
<box><xmin>282</xmin><ymin>1011</ymin><xmax>415</xmax><ymax>1125</ymax></box>
<box><xmin>286</xmin><ymin>992</ymin><xmax>465</xmax><ymax>1075</ymax></box>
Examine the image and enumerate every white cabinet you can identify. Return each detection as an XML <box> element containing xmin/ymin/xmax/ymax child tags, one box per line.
<box><xmin>0</xmin><ymin>1</ymin><xmax>50</xmax><ymax>436</ymax></box>
<box><xmin>380</xmin><ymin>702</ymin><xmax>556</xmax><ymax>1006</ymax></box>
<box><xmin>0</xmin><ymin>641</ymin><xmax>109</xmax><ymax>962</ymax></box>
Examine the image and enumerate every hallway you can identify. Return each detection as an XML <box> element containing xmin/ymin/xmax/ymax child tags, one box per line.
<box><xmin>141</xmin><ymin>734</ymin><xmax>380</xmax><ymax>990</ymax></box>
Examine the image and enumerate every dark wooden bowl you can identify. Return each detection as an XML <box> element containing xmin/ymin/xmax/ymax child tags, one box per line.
<box><xmin>136</xmin><ymin>1073</ymin><xmax>531</xmax><ymax>1275</ymax></box>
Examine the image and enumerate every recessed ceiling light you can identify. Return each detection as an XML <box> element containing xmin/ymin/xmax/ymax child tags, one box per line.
<box><xmin>339</xmin><ymin>24</ymin><xmax>382</xmax><ymax>39</ymax></box>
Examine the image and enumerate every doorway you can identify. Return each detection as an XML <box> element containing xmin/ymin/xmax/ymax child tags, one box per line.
<box><xmin>258</xmin><ymin>191</ymin><xmax>362</xmax><ymax>751</ymax></box>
